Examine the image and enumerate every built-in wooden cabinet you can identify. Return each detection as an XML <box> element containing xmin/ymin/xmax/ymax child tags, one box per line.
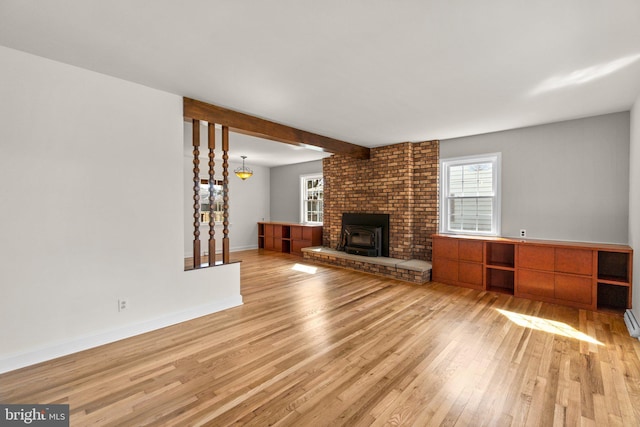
<box><xmin>432</xmin><ymin>234</ymin><xmax>633</xmax><ymax>312</ymax></box>
<box><xmin>258</xmin><ymin>222</ymin><xmax>322</xmax><ymax>256</ymax></box>
<box><xmin>516</xmin><ymin>245</ymin><xmax>595</xmax><ymax>309</ymax></box>
<box><xmin>432</xmin><ymin>237</ymin><xmax>483</xmax><ymax>289</ymax></box>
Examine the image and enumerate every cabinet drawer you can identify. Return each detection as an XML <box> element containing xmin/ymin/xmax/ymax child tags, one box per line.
<box><xmin>433</xmin><ymin>238</ymin><xmax>458</xmax><ymax>259</ymax></box>
<box><xmin>459</xmin><ymin>240</ymin><xmax>483</xmax><ymax>262</ymax></box>
<box><xmin>458</xmin><ymin>262</ymin><xmax>483</xmax><ymax>286</ymax></box>
<box><xmin>519</xmin><ymin>246</ymin><xmax>554</xmax><ymax>271</ymax></box>
<box><xmin>555</xmin><ymin>275</ymin><xmax>592</xmax><ymax>305</ymax></box>
<box><xmin>432</xmin><ymin>258</ymin><xmax>458</xmax><ymax>282</ymax></box>
<box><xmin>518</xmin><ymin>269</ymin><xmax>554</xmax><ymax>298</ymax></box>
<box><xmin>555</xmin><ymin>248</ymin><xmax>593</xmax><ymax>276</ymax></box>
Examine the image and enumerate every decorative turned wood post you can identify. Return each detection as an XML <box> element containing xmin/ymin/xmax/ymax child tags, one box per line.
<box><xmin>208</xmin><ymin>123</ymin><xmax>216</xmax><ymax>267</ymax></box>
<box><xmin>222</xmin><ymin>126</ymin><xmax>230</xmax><ymax>264</ymax></box>
<box><xmin>192</xmin><ymin>119</ymin><xmax>201</xmax><ymax>268</ymax></box>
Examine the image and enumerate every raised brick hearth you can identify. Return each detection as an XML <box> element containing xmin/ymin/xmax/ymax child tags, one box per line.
<box><xmin>323</xmin><ymin>140</ymin><xmax>439</xmax><ymax>261</ymax></box>
<box><xmin>302</xmin><ymin>247</ymin><xmax>431</xmax><ymax>284</ymax></box>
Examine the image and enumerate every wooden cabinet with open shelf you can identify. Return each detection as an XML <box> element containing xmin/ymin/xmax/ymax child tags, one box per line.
<box><xmin>432</xmin><ymin>234</ymin><xmax>633</xmax><ymax>313</ymax></box>
<box><xmin>596</xmin><ymin>249</ymin><xmax>632</xmax><ymax>312</ymax></box>
<box><xmin>258</xmin><ymin>222</ymin><xmax>322</xmax><ymax>256</ymax></box>
<box><xmin>485</xmin><ymin>242</ymin><xmax>515</xmax><ymax>294</ymax></box>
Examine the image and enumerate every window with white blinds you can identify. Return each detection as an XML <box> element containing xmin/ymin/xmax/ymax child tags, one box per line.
<box><xmin>441</xmin><ymin>154</ymin><xmax>501</xmax><ymax>235</ymax></box>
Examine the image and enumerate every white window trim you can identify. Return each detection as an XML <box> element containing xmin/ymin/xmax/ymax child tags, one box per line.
<box><xmin>440</xmin><ymin>153</ymin><xmax>501</xmax><ymax>236</ymax></box>
<box><xmin>300</xmin><ymin>173</ymin><xmax>324</xmax><ymax>224</ymax></box>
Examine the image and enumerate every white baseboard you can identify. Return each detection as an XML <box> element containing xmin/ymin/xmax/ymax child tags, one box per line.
<box><xmin>624</xmin><ymin>309</ymin><xmax>640</xmax><ymax>340</ymax></box>
<box><xmin>230</xmin><ymin>244</ymin><xmax>259</xmax><ymax>252</ymax></box>
<box><xmin>0</xmin><ymin>296</ymin><xmax>243</xmax><ymax>374</ymax></box>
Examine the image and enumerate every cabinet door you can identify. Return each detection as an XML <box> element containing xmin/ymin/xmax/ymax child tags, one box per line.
<box><xmin>264</xmin><ymin>237</ymin><xmax>275</xmax><ymax>250</ymax></box>
<box><xmin>433</xmin><ymin>258</ymin><xmax>458</xmax><ymax>283</ymax></box>
<box><xmin>555</xmin><ymin>248</ymin><xmax>593</xmax><ymax>276</ymax></box>
<box><xmin>458</xmin><ymin>261</ymin><xmax>483</xmax><ymax>287</ymax></box>
<box><xmin>433</xmin><ymin>238</ymin><xmax>458</xmax><ymax>260</ymax></box>
<box><xmin>290</xmin><ymin>226</ymin><xmax>303</xmax><ymax>240</ymax></box>
<box><xmin>292</xmin><ymin>240</ymin><xmax>311</xmax><ymax>255</ymax></box>
<box><xmin>302</xmin><ymin>227</ymin><xmax>314</xmax><ymax>241</ymax></box>
<box><xmin>311</xmin><ymin>227</ymin><xmax>323</xmax><ymax>245</ymax></box>
<box><xmin>519</xmin><ymin>246</ymin><xmax>554</xmax><ymax>271</ymax></box>
<box><xmin>555</xmin><ymin>275</ymin><xmax>592</xmax><ymax>305</ymax></box>
<box><xmin>264</xmin><ymin>224</ymin><xmax>274</xmax><ymax>237</ymax></box>
<box><xmin>459</xmin><ymin>240</ymin><xmax>483</xmax><ymax>263</ymax></box>
<box><xmin>518</xmin><ymin>269</ymin><xmax>554</xmax><ymax>298</ymax></box>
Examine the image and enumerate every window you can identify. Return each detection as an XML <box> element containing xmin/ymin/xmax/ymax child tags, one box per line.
<box><xmin>199</xmin><ymin>179</ymin><xmax>224</xmax><ymax>223</ymax></box>
<box><xmin>441</xmin><ymin>153</ymin><xmax>501</xmax><ymax>235</ymax></box>
<box><xmin>301</xmin><ymin>174</ymin><xmax>323</xmax><ymax>223</ymax></box>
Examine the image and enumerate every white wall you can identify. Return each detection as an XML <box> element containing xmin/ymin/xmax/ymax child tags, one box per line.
<box><xmin>630</xmin><ymin>95</ymin><xmax>640</xmax><ymax>322</ymax></box>
<box><xmin>0</xmin><ymin>46</ymin><xmax>242</xmax><ymax>373</ymax></box>
<box><xmin>270</xmin><ymin>160</ymin><xmax>323</xmax><ymax>222</ymax></box>
<box><xmin>441</xmin><ymin>113</ymin><xmax>630</xmax><ymax>244</ymax></box>
<box><xmin>182</xmin><ymin>124</ymin><xmax>270</xmax><ymax>257</ymax></box>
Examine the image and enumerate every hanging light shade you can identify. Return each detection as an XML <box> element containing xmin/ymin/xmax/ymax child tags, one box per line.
<box><xmin>234</xmin><ymin>156</ymin><xmax>253</xmax><ymax>180</ymax></box>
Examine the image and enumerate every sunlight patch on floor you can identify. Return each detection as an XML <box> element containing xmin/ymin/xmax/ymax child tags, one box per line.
<box><xmin>292</xmin><ymin>263</ymin><xmax>318</xmax><ymax>274</ymax></box>
<box><xmin>497</xmin><ymin>309</ymin><xmax>602</xmax><ymax>345</ymax></box>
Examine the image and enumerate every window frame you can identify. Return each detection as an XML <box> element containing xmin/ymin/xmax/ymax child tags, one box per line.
<box><xmin>300</xmin><ymin>173</ymin><xmax>324</xmax><ymax>224</ymax></box>
<box><xmin>440</xmin><ymin>153</ymin><xmax>501</xmax><ymax>236</ymax></box>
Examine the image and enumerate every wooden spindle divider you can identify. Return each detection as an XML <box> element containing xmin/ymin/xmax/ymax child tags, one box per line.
<box><xmin>183</xmin><ymin>96</ymin><xmax>371</xmax><ymax>270</ymax></box>
<box><xmin>208</xmin><ymin>123</ymin><xmax>216</xmax><ymax>266</ymax></box>
<box><xmin>222</xmin><ymin>126</ymin><xmax>230</xmax><ymax>264</ymax></box>
<box><xmin>192</xmin><ymin>119</ymin><xmax>201</xmax><ymax>269</ymax></box>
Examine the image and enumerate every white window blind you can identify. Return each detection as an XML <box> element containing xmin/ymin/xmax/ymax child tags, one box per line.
<box><xmin>441</xmin><ymin>154</ymin><xmax>500</xmax><ymax>235</ymax></box>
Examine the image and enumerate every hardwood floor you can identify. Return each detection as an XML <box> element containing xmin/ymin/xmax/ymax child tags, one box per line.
<box><xmin>2</xmin><ymin>250</ymin><xmax>640</xmax><ymax>426</ymax></box>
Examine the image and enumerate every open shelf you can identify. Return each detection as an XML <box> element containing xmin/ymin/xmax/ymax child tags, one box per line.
<box><xmin>597</xmin><ymin>251</ymin><xmax>630</xmax><ymax>283</ymax></box>
<box><xmin>486</xmin><ymin>242</ymin><xmax>515</xmax><ymax>269</ymax></box>
<box><xmin>486</xmin><ymin>267</ymin><xmax>514</xmax><ymax>295</ymax></box>
<box><xmin>597</xmin><ymin>282</ymin><xmax>629</xmax><ymax>312</ymax></box>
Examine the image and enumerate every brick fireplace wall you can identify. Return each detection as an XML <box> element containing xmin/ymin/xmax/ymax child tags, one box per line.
<box><xmin>322</xmin><ymin>140</ymin><xmax>439</xmax><ymax>261</ymax></box>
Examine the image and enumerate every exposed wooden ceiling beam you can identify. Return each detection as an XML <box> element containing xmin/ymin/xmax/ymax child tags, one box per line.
<box><xmin>183</xmin><ymin>97</ymin><xmax>370</xmax><ymax>160</ymax></box>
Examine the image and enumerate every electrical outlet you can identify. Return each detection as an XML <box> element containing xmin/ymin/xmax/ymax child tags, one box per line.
<box><xmin>520</xmin><ymin>229</ymin><xmax>526</xmax><ymax>238</ymax></box>
<box><xmin>118</xmin><ymin>298</ymin><xmax>129</xmax><ymax>312</ymax></box>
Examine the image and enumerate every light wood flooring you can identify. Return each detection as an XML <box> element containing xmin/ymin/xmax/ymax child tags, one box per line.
<box><xmin>2</xmin><ymin>250</ymin><xmax>640</xmax><ymax>426</ymax></box>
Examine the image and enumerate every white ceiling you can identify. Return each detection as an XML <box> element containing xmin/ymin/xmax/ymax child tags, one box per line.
<box><xmin>2</xmin><ymin>1</ymin><xmax>640</xmax><ymax>166</ymax></box>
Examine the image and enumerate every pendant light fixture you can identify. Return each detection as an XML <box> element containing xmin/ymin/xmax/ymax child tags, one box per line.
<box><xmin>234</xmin><ymin>156</ymin><xmax>253</xmax><ymax>180</ymax></box>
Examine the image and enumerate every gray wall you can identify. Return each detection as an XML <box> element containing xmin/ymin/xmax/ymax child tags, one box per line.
<box><xmin>270</xmin><ymin>160</ymin><xmax>323</xmax><ymax>222</ymax></box>
<box><xmin>629</xmin><ymin>96</ymin><xmax>640</xmax><ymax>321</ymax></box>
<box><xmin>441</xmin><ymin>112</ymin><xmax>630</xmax><ymax>244</ymax></box>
